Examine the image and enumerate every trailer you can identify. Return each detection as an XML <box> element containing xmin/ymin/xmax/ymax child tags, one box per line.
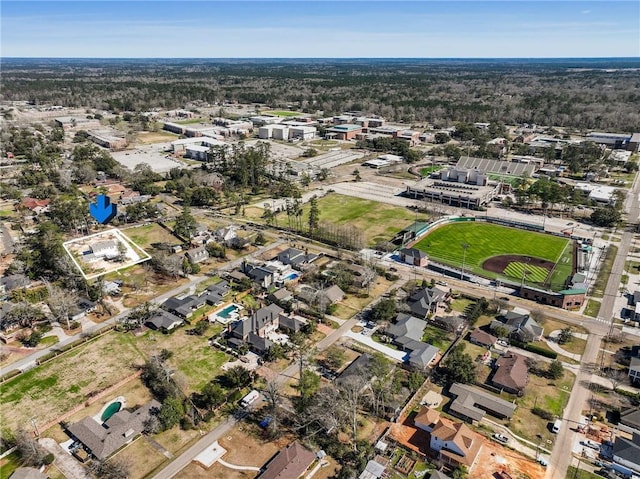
<box><xmin>240</xmin><ymin>389</ymin><xmax>260</xmax><ymax>408</ymax></box>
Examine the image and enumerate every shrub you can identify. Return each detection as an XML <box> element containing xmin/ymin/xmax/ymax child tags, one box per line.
<box><xmin>532</xmin><ymin>407</ymin><xmax>554</xmax><ymax>421</ymax></box>
<box><xmin>43</xmin><ymin>453</ymin><xmax>55</xmax><ymax>465</ymax></box>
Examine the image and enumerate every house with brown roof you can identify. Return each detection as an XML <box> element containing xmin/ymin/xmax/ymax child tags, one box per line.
<box><xmin>429</xmin><ymin>415</ymin><xmax>483</xmax><ymax>470</ymax></box>
<box><xmin>413</xmin><ymin>406</ymin><xmax>483</xmax><ymax>470</ymax></box>
<box><xmin>469</xmin><ymin>329</ymin><xmax>497</xmax><ymax>348</ymax></box>
<box><xmin>21</xmin><ymin>197</ymin><xmax>51</xmax><ymax>215</ymax></box>
<box><xmin>257</xmin><ymin>441</ymin><xmax>316</xmax><ymax>479</ymax></box>
<box><xmin>491</xmin><ymin>351</ymin><xmax>529</xmax><ymax>395</ymax></box>
<box><xmin>414</xmin><ymin>406</ymin><xmax>441</xmax><ymax>433</ymax></box>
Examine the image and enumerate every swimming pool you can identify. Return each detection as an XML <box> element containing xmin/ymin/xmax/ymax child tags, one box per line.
<box><xmin>212</xmin><ymin>303</ymin><xmax>243</xmax><ymax>324</ymax></box>
<box><xmin>101</xmin><ymin>401</ymin><xmax>122</xmax><ymax>422</ymax></box>
<box><xmin>282</xmin><ymin>272</ymin><xmax>299</xmax><ymax>282</ymax></box>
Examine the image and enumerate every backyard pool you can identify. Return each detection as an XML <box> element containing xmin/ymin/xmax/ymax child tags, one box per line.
<box><xmin>212</xmin><ymin>303</ymin><xmax>243</xmax><ymax>324</ymax></box>
<box><xmin>282</xmin><ymin>272</ymin><xmax>299</xmax><ymax>282</ymax></box>
<box><xmin>101</xmin><ymin>401</ymin><xmax>122</xmax><ymax>422</ymax></box>
<box><xmin>94</xmin><ymin>396</ymin><xmax>126</xmax><ymax>424</ymax></box>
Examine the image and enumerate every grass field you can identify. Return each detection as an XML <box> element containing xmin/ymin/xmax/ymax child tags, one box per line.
<box><xmin>135</xmin><ymin>131</ymin><xmax>179</xmax><ymax>144</ymax></box>
<box><xmin>413</xmin><ymin>222</ymin><xmax>572</xmax><ymax>289</ymax></box>
<box><xmin>276</xmin><ymin>193</ymin><xmax>427</xmax><ymax>246</ymax></box>
<box><xmin>124</xmin><ymin>223</ymin><xmax>182</xmax><ymax>250</ymax></box>
<box><xmin>0</xmin><ymin>329</ymin><xmax>229</xmax><ymax>433</ymax></box>
<box><xmin>263</xmin><ymin>110</ymin><xmax>303</xmax><ymax>117</ymax></box>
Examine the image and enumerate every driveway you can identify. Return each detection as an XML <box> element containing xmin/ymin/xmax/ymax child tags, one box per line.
<box><xmin>544</xmin><ymin>331</ymin><xmax>582</xmax><ymax>361</ymax></box>
<box><xmin>343</xmin><ymin>329</ymin><xmax>406</xmax><ymax>362</ymax></box>
<box><xmin>40</xmin><ymin>438</ymin><xmax>90</xmax><ymax>479</ymax></box>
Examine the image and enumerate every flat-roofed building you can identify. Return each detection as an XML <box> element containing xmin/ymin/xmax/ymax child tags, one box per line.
<box><xmin>587</xmin><ymin>132</ymin><xmax>632</xmax><ymax>149</ymax></box>
<box><xmin>325</xmin><ymin>124</ymin><xmax>363</xmax><ymax>140</ymax></box>
<box><xmin>405</xmin><ymin>177</ymin><xmax>500</xmax><ymax>210</ymax></box>
<box><xmin>87</xmin><ymin>130</ymin><xmax>127</xmax><ymax>150</ymax></box>
<box><xmin>55</xmin><ymin>116</ymin><xmax>101</xmax><ymax>131</ymax></box>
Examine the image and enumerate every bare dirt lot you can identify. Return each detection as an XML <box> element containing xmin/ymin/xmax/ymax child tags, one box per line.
<box><xmin>176</xmin><ymin>425</ymin><xmax>284</xmax><ymax>479</ymax></box>
<box><xmin>473</xmin><ymin>440</ymin><xmax>545</xmax><ymax>479</ymax></box>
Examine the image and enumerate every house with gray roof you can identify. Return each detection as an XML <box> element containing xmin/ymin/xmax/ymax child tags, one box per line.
<box><xmin>278</xmin><ymin>314</ymin><xmax>306</xmax><ymax>333</ymax></box>
<box><xmin>490</xmin><ymin>311</ymin><xmax>543</xmax><ymax>342</ymax></box>
<box><xmin>448</xmin><ymin>383</ymin><xmax>517</xmax><ymax>423</ymax></box>
<box><xmin>67</xmin><ymin>400</ymin><xmax>161</xmax><ymax>460</ymax></box>
<box><xmin>247</xmin><ymin>266</ymin><xmax>277</xmax><ymax>289</ymax></box>
<box><xmin>9</xmin><ymin>468</ymin><xmax>49</xmax><ymax>479</ymax></box>
<box><xmin>227</xmin><ymin>303</ymin><xmax>283</xmax><ymax>354</ymax></box>
<box><xmin>386</xmin><ymin>313</ymin><xmax>428</xmax><ymax>347</ymax></box>
<box><xmin>185</xmin><ymin>246</ymin><xmax>209</xmax><ymax>264</ymax></box>
<box><xmin>619</xmin><ymin>408</ymin><xmax>640</xmax><ymax>436</ymax></box>
<box><xmin>612</xmin><ymin>433</ymin><xmax>640</xmax><ymax>474</ymax></box>
<box><xmin>322</xmin><ymin>285</ymin><xmax>345</xmax><ymax>304</ymax></box>
<box><xmin>406</xmin><ymin>342</ymin><xmax>440</xmax><ymax>370</ymax></box>
<box><xmin>145</xmin><ymin>310</ymin><xmax>183</xmax><ymax>332</ymax></box>
<box><xmin>276</xmin><ymin>247</ymin><xmax>318</xmax><ymax>268</ymax></box>
<box><xmin>407</xmin><ymin>287</ymin><xmax>448</xmax><ymax>318</ymax></box>
<box><xmin>385</xmin><ymin>313</ymin><xmax>439</xmax><ymax>370</ymax></box>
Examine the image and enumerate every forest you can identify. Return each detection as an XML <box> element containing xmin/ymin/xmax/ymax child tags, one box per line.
<box><xmin>2</xmin><ymin>58</ymin><xmax>640</xmax><ymax>131</ymax></box>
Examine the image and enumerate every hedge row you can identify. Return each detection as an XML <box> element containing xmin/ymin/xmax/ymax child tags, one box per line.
<box><xmin>511</xmin><ymin>340</ymin><xmax>558</xmax><ymax>359</ymax></box>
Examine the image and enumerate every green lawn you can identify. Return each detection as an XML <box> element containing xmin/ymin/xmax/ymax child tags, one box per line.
<box><xmin>413</xmin><ymin>222</ymin><xmax>571</xmax><ymax>290</ymax></box>
<box><xmin>421</xmin><ymin>326</ymin><xmax>454</xmax><ymax>351</ymax></box>
<box><xmin>276</xmin><ymin>193</ymin><xmax>427</xmax><ymax>246</ymax></box>
<box><xmin>262</xmin><ymin>110</ymin><xmax>303</xmax><ymax>117</ymax></box>
<box><xmin>584</xmin><ymin>299</ymin><xmax>601</xmax><ymax>318</ymax></box>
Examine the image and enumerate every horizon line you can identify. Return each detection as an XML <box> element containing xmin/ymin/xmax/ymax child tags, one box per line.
<box><xmin>3</xmin><ymin>56</ymin><xmax>640</xmax><ymax>60</ymax></box>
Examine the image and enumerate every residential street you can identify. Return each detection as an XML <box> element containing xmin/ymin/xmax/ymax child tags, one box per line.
<box><xmin>547</xmin><ymin>170</ymin><xmax>640</xmax><ymax>479</ymax></box>
<box><xmin>0</xmin><ymin>240</ymin><xmax>284</xmax><ymax>377</ymax></box>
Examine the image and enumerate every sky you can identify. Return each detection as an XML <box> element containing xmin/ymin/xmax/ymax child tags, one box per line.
<box><xmin>2</xmin><ymin>1</ymin><xmax>639</xmax><ymax>58</ymax></box>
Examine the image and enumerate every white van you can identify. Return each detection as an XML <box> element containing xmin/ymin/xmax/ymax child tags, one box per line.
<box><xmin>240</xmin><ymin>389</ymin><xmax>260</xmax><ymax>408</ymax></box>
<box><xmin>552</xmin><ymin>419</ymin><xmax>562</xmax><ymax>433</ymax></box>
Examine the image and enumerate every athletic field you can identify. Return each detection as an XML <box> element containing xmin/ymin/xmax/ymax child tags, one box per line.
<box><xmin>412</xmin><ymin>221</ymin><xmax>573</xmax><ymax>290</ymax></box>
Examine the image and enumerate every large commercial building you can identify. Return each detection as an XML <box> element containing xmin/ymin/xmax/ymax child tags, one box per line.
<box><xmin>405</xmin><ymin>166</ymin><xmax>500</xmax><ymax>210</ymax></box>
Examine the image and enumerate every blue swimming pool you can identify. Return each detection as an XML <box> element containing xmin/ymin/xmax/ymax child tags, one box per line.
<box><xmin>282</xmin><ymin>272</ymin><xmax>299</xmax><ymax>281</ymax></box>
<box><xmin>216</xmin><ymin>304</ymin><xmax>240</xmax><ymax>319</ymax></box>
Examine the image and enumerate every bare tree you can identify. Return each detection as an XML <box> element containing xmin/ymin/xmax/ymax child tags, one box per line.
<box><xmin>263</xmin><ymin>380</ymin><xmax>283</xmax><ymax>437</ymax></box>
<box><xmin>14</xmin><ymin>429</ymin><xmax>47</xmax><ymax>467</ymax></box>
<box><xmin>338</xmin><ymin>375</ymin><xmax>367</xmax><ymax>451</ymax></box>
<box><xmin>46</xmin><ymin>282</ymin><xmax>80</xmax><ymax>329</ymax></box>
<box><xmin>606</xmin><ymin>368</ymin><xmax>626</xmax><ymax>391</ymax></box>
<box><xmin>88</xmin><ymin>457</ymin><xmax>132</xmax><ymax>479</ymax></box>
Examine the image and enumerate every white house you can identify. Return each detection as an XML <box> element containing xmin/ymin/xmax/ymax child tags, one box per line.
<box><xmin>91</xmin><ymin>240</ymin><xmax>119</xmax><ymax>259</ymax></box>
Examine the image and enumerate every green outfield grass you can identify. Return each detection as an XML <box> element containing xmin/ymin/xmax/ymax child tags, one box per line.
<box><xmin>413</xmin><ymin>221</ymin><xmax>572</xmax><ymax>290</ymax></box>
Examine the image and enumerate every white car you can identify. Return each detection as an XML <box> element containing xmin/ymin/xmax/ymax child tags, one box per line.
<box><xmin>493</xmin><ymin>433</ymin><xmax>509</xmax><ymax>443</ymax></box>
<box><xmin>497</xmin><ymin>339</ymin><xmax>509</xmax><ymax>347</ymax></box>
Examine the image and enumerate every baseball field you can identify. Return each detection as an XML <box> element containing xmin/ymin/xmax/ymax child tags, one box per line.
<box><xmin>412</xmin><ymin>221</ymin><xmax>574</xmax><ymax>290</ymax></box>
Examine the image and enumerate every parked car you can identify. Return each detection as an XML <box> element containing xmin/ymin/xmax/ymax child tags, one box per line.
<box><xmin>537</xmin><ymin>458</ymin><xmax>548</xmax><ymax>467</ymax></box>
<box><xmin>493</xmin><ymin>433</ymin><xmax>509</xmax><ymax>443</ymax></box>
<box><xmin>580</xmin><ymin>440</ymin><xmax>601</xmax><ymax>451</ymax></box>
<box><xmin>497</xmin><ymin>339</ymin><xmax>509</xmax><ymax>347</ymax></box>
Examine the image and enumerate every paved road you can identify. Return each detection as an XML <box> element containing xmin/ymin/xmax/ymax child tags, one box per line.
<box><xmin>547</xmin><ymin>170</ymin><xmax>640</xmax><ymax>479</ymax></box>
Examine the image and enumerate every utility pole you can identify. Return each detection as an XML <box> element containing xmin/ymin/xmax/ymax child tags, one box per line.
<box><xmin>460</xmin><ymin>243</ymin><xmax>470</xmax><ymax>280</ymax></box>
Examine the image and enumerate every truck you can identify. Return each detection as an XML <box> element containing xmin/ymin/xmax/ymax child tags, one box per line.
<box><xmin>240</xmin><ymin>389</ymin><xmax>260</xmax><ymax>408</ymax></box>
<box><xmin>552</xmin><ymin>419</ymin><xmax>562</xmax><ymax>433</ymax></box>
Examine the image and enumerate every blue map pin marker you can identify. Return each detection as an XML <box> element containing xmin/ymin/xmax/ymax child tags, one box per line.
<box><xmin>90</xmin><ymin>194</ymin><xmax>117</xmax><ymax>224</ymax></box>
